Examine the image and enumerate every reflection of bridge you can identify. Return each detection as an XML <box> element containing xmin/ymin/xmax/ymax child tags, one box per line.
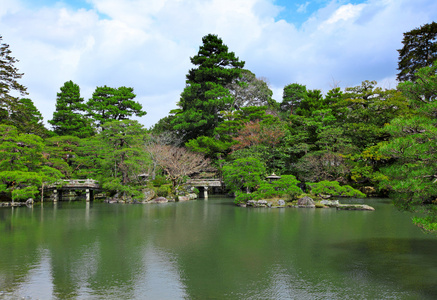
<box><xmin>187</xmin><ymin>179</ymin><xmax>222</xmax><ymax>199</ymax></box>
<box><xmin>45</xmin><ymin>179</ymin><xmax>100</xmax><ymax>201</ymax></box>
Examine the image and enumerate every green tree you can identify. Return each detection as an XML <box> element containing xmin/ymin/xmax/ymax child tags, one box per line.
<box><xmin>222</xmin><ymin>157</ymin><xmax>265</xmax><ymax>194</ymax></box>
<box><xmin>171</xmin><ymin>34</ymin><xmax>245</xmax><ymax>142</ymax></box>
<box><xmin>150</xmin><ymin>115</ymin><xmax>177</xmax><ymax>137</ymax></box>
<box><xmin>97</xmin><ymin>120</ymin><xmax>149</xmax><ymax>199</ymax></box>
<box><xmin>294</xmin><ymin>89</ymin><xmax>324</xmax><ymax>117</ymax></box>
<box><xmin>49</xmin><ymin>81</ymin><xmax>94</xmax><ymax>138</ymax></box>
<box><xmin>398</xmin><ymin>60</ymin><xmax>437</xmax><ymax>104</ymax></box>
<box><xmin>0</xmin><ymin>35</ymin><xmax>28</xmax><ymax>124</ymax></box>
<box><xmin>0</xmin><ymin>125</ymin><xmax>43</xmax><ymax>172</ymax></box>
<box><xmin>6</xmin><ymin>98</ymin><xmax>49</xmax><ymax>137</ymax></box>
<box><xmin>380</xmin><ymin>63</ymin><xmax>437</xmax><ymax>232</ymax></box>
<box><xmin>340</xmin><ymin>80</ymin><xmax>410</xmax><ymax>150</ymax></box>
<box><xmin>87</xmin><ymin>85</ymin><xmax>146</xmax><ymax>130</ymax></box>
<box><xmin>397</xmin><ymin>22</ymin><xmax>437</xmax><ymax>82</ymax></box>
<box><xmin>43</xmin><ymin>135</ymin><xmax>82</xmax><ymax>178</ymax></box>
<box><xmin>254</xmin><ymin>175</ymin><xmax>301</xmax><ymax>200</ymax></box>
<box><xmin>226</xmin><ymin>69</ymin><xmax>275</xmax><ymax>109</ymax></box>
<box><xmin>186</xmin><ymin>106</ymin><xmax>278</xmax><ymax>160</ymax></box>
<box><xmin>72</xmin><ymin>137</ymin><xmax>105</xmax><ymax>179</ymax></box>
<box><xmin>0</xmin><ymin>125</ymin><xmax>62</xmax><ymax>202</ymax></box>
<box><xmin>307</xmin><ymin>180</ymin><xmax>366</xmax><ymax>198</ymax></box>
<box><xmin>280</xmin><ymin>83</ymin><xmax>307</xmax><ymax>116</ymax></box>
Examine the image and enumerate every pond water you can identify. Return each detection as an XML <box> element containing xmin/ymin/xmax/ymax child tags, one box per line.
<box><xmin>0</xmin><ymin>197</ymin><xmax>436</xmax><ymax>299</ymax></box>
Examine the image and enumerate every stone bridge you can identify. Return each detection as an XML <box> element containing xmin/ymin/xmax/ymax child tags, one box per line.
<box><xmin>186</xmin><ymin>179</ymin><xmax>222</xmax><ymax>199</ymax></box>
<box><xmin>45</xmin><ymin>179</ymin><xmax>100</xmax><ymax>202</ymax></box>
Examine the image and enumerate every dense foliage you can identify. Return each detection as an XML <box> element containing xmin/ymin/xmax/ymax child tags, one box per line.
<box><xmin>308</xmin><ymin>181</ymin><xmax>366</xmax><ymax>198</ymax></box>
<box><xmin>171</xmin><ymin>34</ymin><xmax>245</xmax><ymax>143</ymax></box>
<box><xmin>397</xmin><ymin>22</ymin><xmax>437</xmax><ymax>82</ymax></box>
<box><xmin>253</xmin><ymin>175</ymin><xmax>301</xmax><ymax>201</ymax></box>
<box><xmin>87</xmin><ymin>85</ymin><xmax>146</xmax><ymax>130</ymax></box>
<box><xmin>49</xmin><ymin>81</ymin><xmax>94</xmax><ymax>138</ymax></box>
<box><xmin>1</xmin><ymin>25</ymin><xmax>437</xmax><ymax>231</ymax></box>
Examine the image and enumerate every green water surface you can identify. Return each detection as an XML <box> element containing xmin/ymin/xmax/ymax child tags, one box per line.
<box><xmin>0</xmin><ymin>197</ymin><xmax>436</xmax><ymax>299</ymax></box>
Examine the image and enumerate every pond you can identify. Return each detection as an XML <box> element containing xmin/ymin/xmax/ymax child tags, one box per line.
<box><xmin>0</xmin><ymin>197</ymin><xmax>436</xmax><ymax>299</ymax></box>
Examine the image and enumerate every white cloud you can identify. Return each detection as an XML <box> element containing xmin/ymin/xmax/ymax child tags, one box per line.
<box><xmin>324</xmin><ymin>3</ymin><xmax>366</xmax><ymax>25</ymax></box>
<box><xmin>1</xmin><ymin>0</ymin><xmax>437</xmax><ymax>128</ymax></box>
<box><xmin>297</xmin><ymin>2</ymin><xmax>310</xmax><ymax>14</ymax></box>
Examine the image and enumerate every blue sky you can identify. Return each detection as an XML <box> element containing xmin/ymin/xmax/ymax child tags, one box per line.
<box><xmin>24</xmin><ymin>0</ymin><xmax>93</xmax><ymax>10</ymax></box>
<box><xmin>274</xmin><ymin>0</ymin><xmax>367</xmax><ymax>25</ymax></box>
<box><xmin>1</xmin><ymin>0</ymin><xmax>437</xmax><ymax>128</ymax></box>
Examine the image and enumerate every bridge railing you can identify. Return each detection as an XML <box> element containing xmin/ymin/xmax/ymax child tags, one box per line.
<box><xmin>45</xmin><ymin>179</ymin><xmax>100</xmax><ymax>189</ymax></box>
<box><xmin>187</xmin><ymin>179</ymin><xmax>222</xmax><ymax>187</ymax></box>
<box><xmin>187</xmin><ymin>179</ymin><xmax>221</xmax><ymax>182</ymax></box>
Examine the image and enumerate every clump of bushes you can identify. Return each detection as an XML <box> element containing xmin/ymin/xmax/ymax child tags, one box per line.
<box><xmin>234</xmin><ymin>175</ymin><xmax>302</xmax><ymax>204</ymax></box>
<box><xmin>307</xmin><ymin>180</ymin><xmax>366</xmax><ymax>198</ymax></box>
<box><xmin>232</xmin><ymin>176</ymin><xmax>366</xmax><ymax>205</ymax></box>
<box><xmin>253</xmin><ymin>175</ymin><xmax>301</xmax><ymax>200</ymax></box>
<box><xmin>235</xmin><ymin>191</ymin><xmax>253</xmax><ymax>204</ymax></box>
<box><xmin>156</xmin><ymin>184</ymin><xmax>172</xmax><ymax>197</ymax></box>
<box><xmin>151</xmin><ymin>175</ymin><xmax>171</xmax><ymax>187</ymax></box>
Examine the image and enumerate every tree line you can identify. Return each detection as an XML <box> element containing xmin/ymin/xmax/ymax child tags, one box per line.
<box><xmin>1</xmin><ymin>22</ymin><xmax>437</xmax><ymax>231</ymax></box>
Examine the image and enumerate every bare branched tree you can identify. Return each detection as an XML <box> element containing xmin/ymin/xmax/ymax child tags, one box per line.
<box><xmin>146</xmin><ymin>144</ymin><xmax>211</xmax><ymax>187</ymax></box>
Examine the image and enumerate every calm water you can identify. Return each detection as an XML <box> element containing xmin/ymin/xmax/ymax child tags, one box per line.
<box><xmin>0</xmin><ymin>197</ymin><xmax>436</xmax><ymax>299</ymax></box>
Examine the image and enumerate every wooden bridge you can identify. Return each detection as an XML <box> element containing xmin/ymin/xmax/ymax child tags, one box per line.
<box><xmin>186</xmin><ymin>179</ymin><xmax>222</xmax><ymax>199</ymax></box>
<box><xmin>45</xmin><ymin>179</ymin><xmax>100</xmax><ymax>202</ymax></box>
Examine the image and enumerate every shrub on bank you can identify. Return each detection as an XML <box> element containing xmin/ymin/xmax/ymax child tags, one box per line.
<box><xmin>307</xmin><ymin>181</ymin><xmax>366</xmax><ymax>198</ymax></box>
<box><xmin>254</xmin><ymin>175</ymin><xmax>301</xmax><ymax>200</ymax></box>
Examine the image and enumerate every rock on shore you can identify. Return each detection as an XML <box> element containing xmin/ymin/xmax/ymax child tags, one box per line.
<box><xmin>336</xmin><ymin>204</ymin><xmax>375</xmax><ymax>211</ymax></box>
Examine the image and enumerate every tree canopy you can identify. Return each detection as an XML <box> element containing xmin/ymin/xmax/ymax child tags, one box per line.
<box><xmin>171</xmin><ymin>34</ymin><xmax>245</xmax><ymax>142</ymax></box>
<box><xmin>0</xmin><ymin>35</ymin><xmax>28</xmax><ymax>127</ymax></box>
<box><xmin>49</xmin><ymin>80</ymin><xmax>94</xmax><ymax>138</ymax></box>
<box><xmin>87</xmin><ymin>85</ymin><xmax>146</xmax><ymax>130</ymax></box>
<box><xmin>397</xmin><ymin>21</ymin><xmax>437</xmax><ymax>82</ymax></box>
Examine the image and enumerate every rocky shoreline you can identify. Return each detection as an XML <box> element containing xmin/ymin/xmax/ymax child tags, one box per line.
<box><xmin>237</xmin><ymin>196</ymin><xmax>375</xmax><ymax>211</ymax></box>
<box><xmin>0</xmin><ymin>199</ymin><xmax>34</xmax><ymax>207</ymax></box>
<box><xmin>0</xmin><ymin>193</ymin><xmax>374</xmax><ymax>211</ymax></box>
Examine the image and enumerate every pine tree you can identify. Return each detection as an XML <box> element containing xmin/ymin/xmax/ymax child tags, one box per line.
<box><xmin>10</xmin><ymin>98</ymin><xmax>50</xmax><ymax>137</ymax></box>
<box><xmin>0</xmin><ymin>35</ymin><xmax>28</xmax><ymax>123</ymax></box>
<box><xmin>171</xmin><ymin>34</ymin><xmax>245</xmax><ymax>142</ymax></box>
<box><xmin>49</xmin><ymin>80</ymin><xmax>94</xmax><ymax>138</ymax></box>
<box><xmin>381</xmin><ymin>63</ymin><xmax>437</xmax><ymax>232</ymax></box>
<box><xmin>86</xmin><ymin>85</ymin><xmax>146</xmax><ymax>130</ymax></box>
<box><xmin>397</xmin><ymin>22</ymin><xmax>437</xmax><ymax>82</ymax></box>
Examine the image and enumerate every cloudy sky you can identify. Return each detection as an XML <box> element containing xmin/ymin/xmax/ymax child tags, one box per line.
<box><xmin>1</xmin><ymin>0</ymin><xmax>436</xmax><ymax>128</ymax></box>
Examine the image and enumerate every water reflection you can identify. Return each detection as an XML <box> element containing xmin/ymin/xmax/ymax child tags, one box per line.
<box><xmin>0</xmin><ymin>198</ymin><xmax>436</xmax><ymax>299</ymax></box>
<box><xmin>133</xmin><ymin>244</ymin><xmax>187</xmax><ymax>299</ymax></box>
<box><xmin>17</xmin><ymin>248</ymin><xmax>54</xmax><ymax>299</ymax></box>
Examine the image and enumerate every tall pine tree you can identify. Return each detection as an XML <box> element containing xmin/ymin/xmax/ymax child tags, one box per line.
<box><xmin>49</xmin><ymin>80</ymin><xmax>94</xmax><ymax>138</ymax></box>
<box><xmin>86</xmin><ymin>86</ymin><xmax>146</xmax><ymax>130</ymax></box>
<box><xmin>171</xmin><ymin>34</ymin><xmax>245</xmax><ymax>142</ymax></box>
<box><xmin>0</xmin><ymin>35</ymin><xmax>28</xmax><ymax>123</ymax></box>
<box><xmin>397</xmin><ymin>22</ymin><xmax>437</xmax><ymax>82</ymax></box>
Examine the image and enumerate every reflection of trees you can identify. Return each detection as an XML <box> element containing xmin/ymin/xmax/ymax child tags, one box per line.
<box><xmin>0</xmin><ymin>207</ymin><xmax>45</xmax><ymax>295</ymax></box>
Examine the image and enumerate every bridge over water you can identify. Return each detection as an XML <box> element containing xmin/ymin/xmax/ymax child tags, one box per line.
<box><xmin>46</xmin><ymin>178</ymin><xmax>222</xmax><ymax>201</ymax></box>
<box><xmin>45</xmin><ymin>179</ymin><xmax>100</xmax><ymax>201</ymax></box>
<box><xmin>186</xmin><ymin>179</ymin><xmax>222</xmax><ymax>199</ymax></box>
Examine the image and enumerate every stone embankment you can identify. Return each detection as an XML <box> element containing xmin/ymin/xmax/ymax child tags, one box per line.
<box><xmin>103</xmin><ymin>187</ymin><xmax>198</xmax><ymax>204</ymax></box>
<box><xmin>0</xmin><ymin>199</ymin><xmax>34</xmax><ymax>207</ymax></box>
<box><xmin>238</xmin><ymin>196</ymin><xmax>375</xmax><ymax>211</ymax></box>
